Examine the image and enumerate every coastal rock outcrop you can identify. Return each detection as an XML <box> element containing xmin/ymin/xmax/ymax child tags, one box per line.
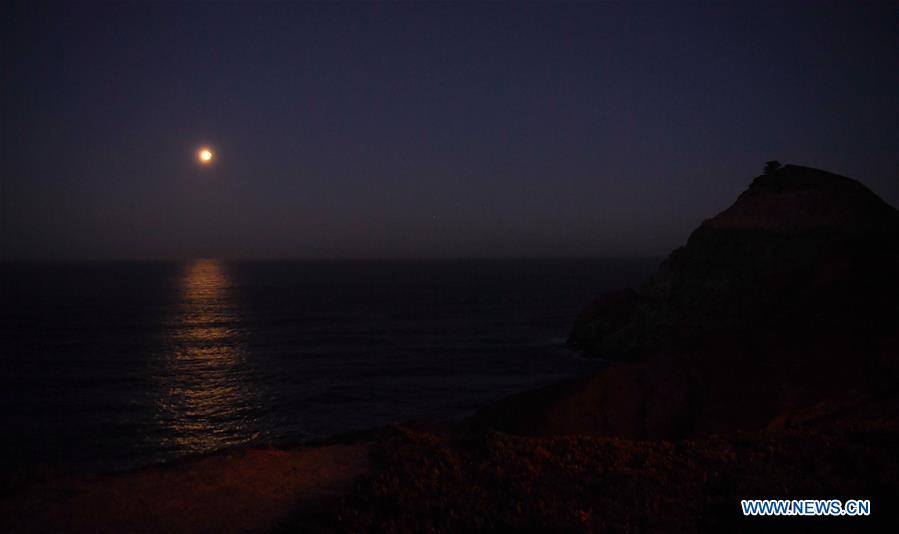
<box><xmin>478</xmin><ymin>164</ymin><xmax>899</xmax><ymax>439</ymax></box>
<box><xmin>568</xmin><ymin>164</ymin><xmax>899</xmax><ymax>360</ymax></box>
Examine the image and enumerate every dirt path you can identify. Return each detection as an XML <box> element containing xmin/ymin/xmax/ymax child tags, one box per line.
<box><xmin>2</xmin><ymin>444</ymin><xmax>370</xmax><ymax>533</ymax></box>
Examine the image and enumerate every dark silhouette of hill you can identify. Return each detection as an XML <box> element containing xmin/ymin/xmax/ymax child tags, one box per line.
<box><xmin>474</xmin><ymin>164</ymin><xmax>899</xmax><ymax>439</ymax></box>
<box><xmin>569</xmin><ymin>164</ymin><xmax>899</xmax><ymax>361</ymax></box>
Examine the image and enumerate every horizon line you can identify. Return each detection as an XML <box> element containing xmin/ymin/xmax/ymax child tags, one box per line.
<box><xmin>0</xmin><ymin>255</ymin><xmax>666</xmax><ymax>263</ymax></box>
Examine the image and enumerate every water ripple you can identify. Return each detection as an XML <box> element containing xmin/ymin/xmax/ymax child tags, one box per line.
<box><xmin>151</xmin><ymin>259</ymin><xmax>261</xmax><ymax>454</ymax></box>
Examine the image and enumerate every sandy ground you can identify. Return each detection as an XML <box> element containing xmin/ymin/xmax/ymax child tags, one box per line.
<box><xmin>1</xmin><ymin>443</ymin><xmax>370</xmax><ymax>533</ymax></box>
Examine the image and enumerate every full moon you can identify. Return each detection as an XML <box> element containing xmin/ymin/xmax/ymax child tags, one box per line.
<box><xmin>197</xmin><ymin>147</ymin><xmax>214</xmax><ymax>164</ymax></box>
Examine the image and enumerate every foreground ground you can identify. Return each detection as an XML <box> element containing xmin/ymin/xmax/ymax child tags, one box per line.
<box><xmin>1</xmin><ymin>444</ymin><xmax>370</xmax><ymax>533</ymax></box>
<box><xmin>278</xmin><ymin>397</ymin><xmax>898</xmax><ymax>532</ymax></box>
<box><xmin>3</xmin><ymin>393</ymin><xmax>896</xmax><ymax>533</ymax></box>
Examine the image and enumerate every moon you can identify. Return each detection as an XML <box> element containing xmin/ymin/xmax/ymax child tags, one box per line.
<box><xmin>197</xmin><ymin>147</ymin><xmax>214</xmax><ymax>165</ymax></box>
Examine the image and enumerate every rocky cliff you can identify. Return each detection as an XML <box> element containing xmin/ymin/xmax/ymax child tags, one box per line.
<box><xmin>569</xmin><ymin>164</ymin><xmax>899</xmax><ymax>361</ymax></box>
<box><xmin>477</xmin><ymin>164</ymin><xmax>899</xmax><ymax>439</ymax></box>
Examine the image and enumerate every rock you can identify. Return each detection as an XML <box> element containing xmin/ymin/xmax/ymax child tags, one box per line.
<box><xmin>478</xmin><ymin>164</ymin><xmax>899</xmax><ymax>439</ymax></box>
<box><xmin>568</xmin><ymin>164</ymin><xmax>899</xmax><ymax>360</ymax></box>
<box><xmin>567</xmin><ymin>288</ymin><xmax>641</xmax><ymax>359</ymax></box>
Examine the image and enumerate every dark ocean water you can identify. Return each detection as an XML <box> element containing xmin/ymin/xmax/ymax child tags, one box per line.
<box><xmin>0</xmin><ymin>259</ymin><xmax>656</xmax><ymax>472</ymax></box>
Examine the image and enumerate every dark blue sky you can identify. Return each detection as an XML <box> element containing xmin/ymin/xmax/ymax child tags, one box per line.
<box><xmin>2</xmin><ymin>1</ymin><xmax>896</xmax><ymax>260</ymax></box>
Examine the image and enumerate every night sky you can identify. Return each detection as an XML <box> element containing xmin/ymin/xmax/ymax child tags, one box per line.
<box><xmin>2</xmin><ymin>1</ymin><xmax>896</xmax><ymax>260</ymax></box>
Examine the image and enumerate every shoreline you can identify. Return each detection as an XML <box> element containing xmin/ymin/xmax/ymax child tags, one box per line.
<box><xmin>3</xmin><ymin>341</ymin><xmax>603</xmax><ymax>479</ymax></box>
<box><xmin>6</xmin><ymin>392</ymin><xmax>898</xmax><ymax>533</ymax></box>
<box><xmin>1</xmin><ymin>442</ymin><xmax>373</xmax><ymax>533</ymax></box>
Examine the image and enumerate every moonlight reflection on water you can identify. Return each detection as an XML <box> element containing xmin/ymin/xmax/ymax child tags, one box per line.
<box><xmin>153</xmin><ymin>259</ymin><xmax>261</xmax><ymax>454</ymax></box>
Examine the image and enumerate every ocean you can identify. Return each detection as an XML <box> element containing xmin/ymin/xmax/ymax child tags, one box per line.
<box><xmin>0</xmin><ymin>259</ymin><xmax>656</xmax><ymax>472</ymax></box>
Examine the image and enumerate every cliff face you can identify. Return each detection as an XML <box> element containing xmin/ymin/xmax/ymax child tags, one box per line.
<box><xmin>477</xmin><ymin>164</ymin><xmax>899</xmax><ymax>439</ymax></box>
<box><xmin>569</xmin><ymin>164</ymin><xmax>899</xmax><ymax>360</ymax></box>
